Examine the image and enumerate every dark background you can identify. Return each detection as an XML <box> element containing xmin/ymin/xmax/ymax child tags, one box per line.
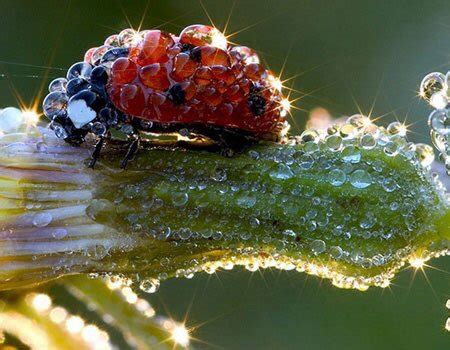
<box><xmin>0</xmin><ymin>0</ymin><xmax>449</xmax><ymax>348</ymax></box>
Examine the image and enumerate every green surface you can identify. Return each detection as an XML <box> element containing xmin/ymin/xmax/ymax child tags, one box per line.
<box><xmin>0</xmin><ymin>0</ymin><xmax>448</xmax><ymax>349</ymax></box>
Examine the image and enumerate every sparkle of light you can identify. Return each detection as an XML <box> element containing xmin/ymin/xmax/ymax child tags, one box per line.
<box><xmin>396</xmin><ymin>123</ymin><xmax>408</xmax><ymax>137</ymax></box>
<box><xmin>21</xmin><ymin>109</ymin><xmax>40</xmax><ymax>126</ymax></box>
<box><xmin>280</xmin><ymin>98</ymin><xmax>291</xmax><ymax>117</ymax></box>
<box><xmin>171</xmin><ymin>325</ymin><xmax>190</xmax><ymax>347</ymax></box>
<box><xmin>409</xmin><ymin>257</ymin><xmax>425</xmax><ymax>269</ymax></box>
<box><xmin>268</xmin><ymin>75</ymin><xmax>283</xmax><ymax>92</ymax></box>
<box><xmin>211</xmin><ymin>28</ymin><xmax>228</xmax><ymax>50</ymax></box>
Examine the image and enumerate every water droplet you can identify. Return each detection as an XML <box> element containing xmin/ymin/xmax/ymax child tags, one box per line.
<box><xmin>298</xmin><ymin>154</ymin><xmax>314</xmax><ymax>170</ymax></box>
<box><xmin>415</xmin><ymin>143</ymin><xmax>434</xmax><ymax>167</ymax></box>
<box><xmin>348</xmin><ymin>114</ymin><xmax>371</xmax><ymax>129</ymax></box>
<box><xmin>237</xmin><ymin>194</ymin><xmax>257</xmax><ymax>208</ymax></box>
<box><xmin>48</xmin><ymin>78</ymin><xmax>67</xmax><ymax>93</ymax></box>
<box><xmin>382</xmin><ymin>178</ymin><xmax>397</xmax><ymax>192</ymax></box>
<box><xmin>360</xmin><ymin>133</ymin><xmax>376</xmax><ymax>149</ymax></box>
<box><xmin>155</xmin><ymin>226</ymin><xmax>171</xmax><ymax>240</ymax></box>
<box><xmin>32</xmin><ymin>212</ymin><xmax>53</xmax><ymax>227</ymax></box>
<box><xmin>329</xmin><ymin>246</ymin><xmax>343</xmax><ymax>259</ymax></box>
<box><xmin>325</xmin><ymin>134</ymin><xmax>343</xmax><ymax>151</ymax></box>
<box><xmin>349</xmin><ymin>169</ymin><xmax>372</xmax><ymax>188</ymax></box>
<box><xmin>212</xmin><ymin>167</ymin><xmax>227</xmax><ymax>182</ymax></box>
<box><xmin>300</xmin><ymin>129</ymin><xmax>319</xmax><ymax>143</ymax></box>
<box><xmin>328</xmin><ymin>168</ymin><xmax>346</xmax><ymax>186</ymax></box>
<box><xmin>139</xmin><ymin>278</ymin><xmax>160</xmax><ymax>293</ymax></box>
<box><xmin>178</xmin><ymin>228</ymin><xmax>192</xmax><ymax>240</ymax></box>
<box><xmin>310</xmin><ymin>239</ymin><xmax>326</xmax><ymax>255</ymax></box>
<box><xmin>282</xmin><ymin>229</ymin><xmax>296</xmax><ymax>238</ymax></box>
<box><xmin>341</xmin><ymin>145</ymin><xmax>361</xmax><ymax>163</ymax></box>
<box><xmin>50</xmin><ymin>122</ymin><xmax>68</xmax><ymax>139</ymax></box>
<box><xmin>429</xmin><ymin>109</ymin><xmax>450</xmax><ymax>135</ymax></box>
<box><xmin>42</xmin><ymin>92</ymin><xmax>68</xmax><ymax>119</ymax></box>
<box><xmin>269</xmin><ymin>163</ymin><xmax>293</xmax><ymax>180</ymax></box>
<box><xmin>387</xmin><ymin>122</ymin><xmax>407</xmax><ymax>136</ymax></box>
<box><xmin>383</xmin><ymin>141</ymin><xmax>398</xmax><ymax>156</ymax></box>
<box><xmin>52</xmin><ymin>228</ymin><xmax>68</xmax><ymax>240</ymax></box>
<box><xmin>420</xmin><ymin>72</ymin><xmax>445</xmax><ymax>101</ymax></box>
<box><xmin>304</xmin><ymin>141</ymin><xmax>319</xmax><ymax>154</ymax></box>
<box><xmin>171</xmin><ymin>192</ymin><xmax>189</xmax><ymax>206</ymax></box>
<box><xmin>340</xmin><ymin>123</ymin><xmax>357</xmax><ymax>139</ymax></box>
<box><xmin>86</xmin><ymin>244</ymin><xmax>108</xmax><ymax>261</ymax></box>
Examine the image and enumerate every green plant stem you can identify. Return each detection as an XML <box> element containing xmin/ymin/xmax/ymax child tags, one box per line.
<box><xmin>0</xmin><ymin>126</ymin><xmax>449</xmax><ymax>290</ymax></box>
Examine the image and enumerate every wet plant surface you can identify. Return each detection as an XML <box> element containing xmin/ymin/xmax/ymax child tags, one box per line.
<box><xmin>0</xmin><ymin>1</ymin><xmax>449</xmax><ymax>349</ymax></box>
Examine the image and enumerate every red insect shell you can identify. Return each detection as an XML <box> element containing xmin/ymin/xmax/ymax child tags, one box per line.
<box><xmin>105</xmin><ymin>25</ymin><xmax>288</xmax><ymax>140</ymax></box>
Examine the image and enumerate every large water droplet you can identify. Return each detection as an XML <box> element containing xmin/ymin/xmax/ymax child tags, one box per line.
<box><xmin>310</xmin><ymin>239</ymin><xmax>326</xmax><ymax>255</ymax></box>
<box><xmin>325</xmin><ymin>135</ymin><xmax>343</xmax><ymax>151</ymax></box>
<box><xmin>32</xmin><ymin>212</ymin><xmax>53</xmax><ymax>228</ymax></box>
<box><xmin>360</xmin><ymin>133</ymin><xmax>376</xmax><ymax>150</ymax></box>
<box><xmin>420</xmin><ymin>72</ymin><xmax>446</xmax><ymax>101</ymax></box>
<box><xmin>172</xmin><ymin>192</ymin><xmax>189</xmax><ymax>206</ymax></box>
<box><xmin>429</xmin><ymin>109</ymin><xmax>450</xmax><ymax>135</ymax></box>
<box><xmin>42</xmin><ymin>92</ymin><xmax>68</xmax><ymax>119</ymax></box>
<box><xmin>328</xmin><ymin>168</ymin><xmax>346</xmax><ymax>186</ymax></box>
<box><xmin>269</xmin><ymin>164</ymin><xmax>293</xmax><ymax>180</ymax></box>
<box><xmin>349</xmin><ymin>169</ymin><xmax>372</xmax><ymax>188</ymax></box>
<box><xmin>341</xmin><ymin>145</ymin><xmax>361</xmax><ymax>163</ymax></box>
<box><xmin>52</xmin><ymin>228</ymin><xmax>68</xmax><ymax>240</ymax></box>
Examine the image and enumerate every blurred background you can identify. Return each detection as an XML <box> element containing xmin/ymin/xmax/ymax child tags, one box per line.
<box><xmin>0</xmin><ymin>0</ymin><xmax>449</xmax><ymax>348</ymax></box>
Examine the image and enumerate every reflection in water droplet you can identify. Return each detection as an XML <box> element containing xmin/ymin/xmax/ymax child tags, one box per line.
<box><xmin>349</xmin><ymin>169</ymin><xmax>372</xmax><ymax>188</ymax></box>
<box><xmin>328</xmin><ymin>169</ymin><xmax>346</xmax><ymax>186</ymax></box>
<box><xmin>139</xmin><ymin>278</ymin><xmax>160</xmax><ymax>293</ymax></box>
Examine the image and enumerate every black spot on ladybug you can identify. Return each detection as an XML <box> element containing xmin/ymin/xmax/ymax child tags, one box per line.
<box><xmin>167</xmin><ymin>84</ymin><xmax>186</xmax><ymax>105</ymax></box>
<box><xmin>248</xmin><ymin>85</ymin><xmax>266</xmax><ymax>116</ymax></box>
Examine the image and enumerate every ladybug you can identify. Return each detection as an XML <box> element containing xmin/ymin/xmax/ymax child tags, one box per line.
<box><xmin>42</xmin><ymin>25</ymin><xmax>290</xmax><ymax>168</ymax></box>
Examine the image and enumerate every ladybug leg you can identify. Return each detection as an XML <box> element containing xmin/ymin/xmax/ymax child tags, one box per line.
<box><xmin>120</xmin><ymin>133</ymin><xmax>140</xmax><ymax>169</ymax></box>
<box><xmin>88</xmin><ymin>136</ymin><xmax>106</xmax><ymax>168</ymax></box>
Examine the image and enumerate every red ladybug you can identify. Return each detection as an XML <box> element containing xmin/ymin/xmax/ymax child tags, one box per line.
<box><xmin>42</xmin><ymin>25</ymin><xmax>290</xmax><ymax>167</ymax></box>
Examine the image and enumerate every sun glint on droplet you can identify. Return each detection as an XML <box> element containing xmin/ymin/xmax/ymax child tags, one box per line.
<box><xmin>22</xmin><ymin>109</ymin><xmax>40</xmax><ymax>126</ymax></box>
<box><xmin>171</xmin><ymin>325</ymin><xmax>190</xmax><ymax>347</ymax></box>
<box><xmin>408</xmin><ymin>257</ymin><xmax>425</xmax><ymax>269</ymax></box>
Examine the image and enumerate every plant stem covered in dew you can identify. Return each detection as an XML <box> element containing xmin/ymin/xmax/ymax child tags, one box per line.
<box><xmin>0</xmin><ymin>113</ymin><xmax>449</xmax><ymax>292</ymax></box>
